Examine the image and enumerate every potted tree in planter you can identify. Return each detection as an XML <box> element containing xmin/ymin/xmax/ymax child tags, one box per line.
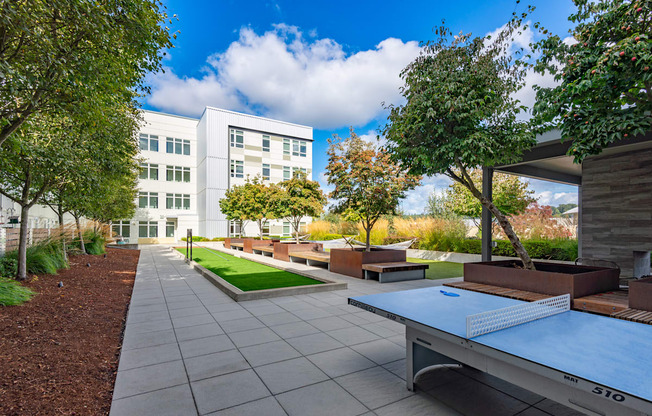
<box><xmin>325</xmin><ymin>129</ymin><xmax>420</xmax><ymax>278</ymax></box>
<box><xmin>382</xmin><ymin>20</ymin><xmax>619</xmax><ymax>296</ymax></box>
<box><xmin>274</xmin><ymin>171</ymin><xmax>327</xmax><ymax>261</ymax></box>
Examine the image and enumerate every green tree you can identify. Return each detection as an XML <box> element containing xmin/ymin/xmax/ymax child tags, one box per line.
<box><xmin>0</xmin><ymin>0</ymin><xmax>174</xmax><ymax>147</ymax></box>
<box><xmin>383</xmin><ymin>21</ymin><xmax>539</xmax><ymax>270</ymax></box>
<box><xmin>445</xmin><ymin>170</ymin><xmax>535</xmax><ymax>228</ymax></box>
<box><xmin>240</xmin><ymin>176</ymin><xmax>282</xmax><ymax>240</ymax></box>
<box><xmin>531</xmin><ymin>0</ymin><xmax>652</xmax><ymax>162</ymax></box>
<box><xmin>277</xmin><ymin>171</ymin><xmax>327</xmax><ymax>243</ymax></box>
<box><xmin>426</xmin><ymin>189</ymin><xmax>458</xmax><ymax>219</ymax></box>
<box><xmin>326</xmin><ymin>129</ymin><xmax>420</xmax><ymax>251</ymax></box>
<box><xmin>219</xmin><ymin>185</ymin><xmax>250</xmax><ymax>237</ymax></box>
<box><xmin>0</xmin><ymin>117</ymin><xmax>73</xmax><ymax>279</ymax></box>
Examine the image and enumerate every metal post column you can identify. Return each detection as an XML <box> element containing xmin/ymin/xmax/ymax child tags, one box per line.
<box><xmin>481</xmin><ymin>167</ymin><xmax>493</xmax><ymax>262</ymax></box>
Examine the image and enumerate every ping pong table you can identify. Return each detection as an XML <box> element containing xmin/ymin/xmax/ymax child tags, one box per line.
<box><xmin>349</xmin><ymin>286</ymin><xmax>652</xmax><ymax>416</ymax></box>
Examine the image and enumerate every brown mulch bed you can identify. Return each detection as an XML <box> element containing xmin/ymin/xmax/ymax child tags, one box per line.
<box><xmin>0</xmin><ymin>248</ymin><xmax>140</xmax><ymax>416</ymax></box>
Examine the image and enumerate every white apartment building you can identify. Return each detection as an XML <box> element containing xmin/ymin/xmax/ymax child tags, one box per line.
<box><xmin>115</xmin><ymin>107</ymin><xmax>314</xmax><ymax>244</ymax></box>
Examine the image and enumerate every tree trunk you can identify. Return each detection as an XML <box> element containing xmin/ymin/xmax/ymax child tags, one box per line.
<box><xmin>16</xmin><ymin>205</ymin><xmax>31</xmax><ymax>280</ymax></box>
<box><xmin>75</xmin><ymin>215</ymin><xmax>86</xmax><ymax>254</ymax></box>
<box><xmin>451</xmin><ymin>168</ymin><xmax>535</xmax><ymax>270</ymax></box>
<box><xmin>257</xmin><ymin>219</ymin><xmax>264</xmax><ymax>240</ymax></box>
<box><xmin>294</xmin><ymin>217</ymin><xmax>301</xmax><ymax>244</ymax></box>
<box><xmin>364</xmin><ymin>222</ymin><xmax>371</xmax><ymax>252</ymax></box>
<box><xmin>57</xmin><ymin>206</ymin><xmax>67</xmax><ymax>261</ymax></box>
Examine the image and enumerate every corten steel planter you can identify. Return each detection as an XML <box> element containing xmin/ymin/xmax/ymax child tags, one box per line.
<box><xmin>273</xmin><ymin>242</ymin><xmax>324</xmax><ymax>262</ymax></box>
<box><xmin>330</xmin><ymin>248</ymin><xmax>406</xmax><ymax>279</ymax></box>
<box><xmin>223</xmin><ymin>238</ymin><xmax>243</xmax><ymax>249</ymax></box>
<box><xmin>629</xmin><ymin>277</ymin><xmax>652</xmax><ymax>311</ymax></box>
<box><xmin>243</xmin><ymin>238</ymin><xmax>278</xmax><ymax>253</ymax></box>
<box><xmin>464</xmin><ymin>260</ymin><xmax>620</xmax><ymax>299</ymax></box>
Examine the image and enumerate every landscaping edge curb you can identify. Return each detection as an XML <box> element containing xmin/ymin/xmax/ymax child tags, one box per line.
<box><xmin>169</xmin><ymin>247</ymin><xmax>347</xmax><ymax>301</ymax></box>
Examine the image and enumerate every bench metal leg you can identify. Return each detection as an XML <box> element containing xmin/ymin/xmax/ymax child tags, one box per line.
<box><xmin>378</xmin><ymin>270</ymin><xmax>426</xmax><ymax>283</ymax></box>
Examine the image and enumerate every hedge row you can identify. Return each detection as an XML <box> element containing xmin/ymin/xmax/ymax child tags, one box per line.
<box><xmin>414</xmin><ymin>238</ymin><xmax>578</xmax><ymax>261</ymax></box>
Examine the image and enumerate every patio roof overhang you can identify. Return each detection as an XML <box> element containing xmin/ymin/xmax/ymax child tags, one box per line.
<box><xmin>481</xmin><ymin>129</ymin><xmax>652</xmax><ymax>262</ymax></box>
<box><xmin>493</xmin><ymin>129</ymin><xmax>652</xmax><ymax>186</ymax></box>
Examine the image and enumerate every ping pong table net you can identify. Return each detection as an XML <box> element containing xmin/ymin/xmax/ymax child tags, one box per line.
<box><xmin>466</xmin><ymin>294</ymin><xmax>570</xmax><ymax>339</ymax></box>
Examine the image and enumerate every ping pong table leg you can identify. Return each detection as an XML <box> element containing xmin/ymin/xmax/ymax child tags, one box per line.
<box><xmin>407</xmin><ymin>337</ymin><xmax>461</xmax><ymax>392</ymax></box>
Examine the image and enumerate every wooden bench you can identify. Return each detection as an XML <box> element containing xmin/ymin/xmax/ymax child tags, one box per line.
<box><xmin>252</xmin><ymin>246</ymin><xmax>275</xmax><ymax>256</ymax></box>
<box><xmin>288</xmin><ymin>251</ymin><xmax>331</xmax><ymax>270</ymax></box>
<box><xmin>230</xmin><ymin>242</ymin><xmax>244</xmax><ymax>251</ymax></box>
<box><xmin>362</xmin><ymin>262</ymin><xmax>428</xmax><ymax>283</ymax></box>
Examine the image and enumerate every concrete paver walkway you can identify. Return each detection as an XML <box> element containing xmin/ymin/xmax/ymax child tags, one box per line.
<box><xmin>110</xmin><ymin>246</ymin><xmax>582</xmax><ymax>416</ymax></box>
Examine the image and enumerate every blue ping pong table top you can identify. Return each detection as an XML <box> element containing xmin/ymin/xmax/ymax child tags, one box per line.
<box><xmin>350</xmin><ymin>286</ymin><xmax>652</xmax><ymax>402</ymax></box>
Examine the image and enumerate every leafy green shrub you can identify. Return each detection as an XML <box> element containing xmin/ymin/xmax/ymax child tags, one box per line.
<box><xmin>211</xmin><ymin>237</ymin><xmax>226</xmax><ymax>241</ymax></box>
<box><xmin>83</xmin><ymin>229</ymin><xmax>106</xmax><ymax>255</ymax></box>
<box><xmin>4</xmin><ymin>238</ymin><xmax>68</xmax><ymax>276</ymax></box>
<box><xmin>0</xmin><ymin>256</ymin><xmax>18</xmax><ymax>278</ymax></box>
<box><xmin>0</xmin><ymin>277</ymin><xmax>35</xmax><ymax>306</ymax></box>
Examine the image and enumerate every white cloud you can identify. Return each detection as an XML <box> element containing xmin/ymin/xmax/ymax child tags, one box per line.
<box><xmin>535</xmin><ymin>190</ymin><xmax>577</xmax><ymax>206</ymax></box>
<box><xmin>400</xmin><ymin>175</ymin><xmax>453</xmax><ymax>215</ymax></box>
<box><xmin>148</xmin><ymin>25</ymin><xmax>420</xmax><ymax>129</ymax></box>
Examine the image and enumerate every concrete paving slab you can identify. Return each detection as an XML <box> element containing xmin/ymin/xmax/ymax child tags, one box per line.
<box><xmin>117</xmin><ymin>342</ymin><xmax>182</xmax><ymax>371</ymax></box>
<box><xmin>121</xmin><ymin>328</ymin><xmax>177</xmax><ymax>351</ymax></box>
<box><xmin>335</xmin><ymin>366</ymin><xmax>414</xmax><ymax>410</ymax></box>
<box><xmin>275</xmin><ymin>380</ymin><xmax>367</xmax><ymax>416</ymax></box>
<box><xmin>326</xmin><ymin>326</ymin><xmax>381</xmax><ymax>346</ymax></box>
<box><xmin>110</xmin><ymin>384</ymin><xmax>197</xmax><ymax>416</ymax></box>
<box><xmin>268</xmin><ymin>321</ymin><xmax>320</xmax><ymax>339</ymax></box>
<box><xmin>350</xmin><ymin>339</ymin><xmax>406</xmax><ymax>365</ymax></box>
<box><xmin>306</xmin><ymin>347</ymin><xmax>376</xmax><ymax>378</ymax></box>
<box><xmin>229</xmin><ymin>327</ymin><xmax>281</xmax><ymax>348</ymax></box>
<box><xmin>239</xmin><ymin>340</ymin><xmax>301</xmax><ymax>367</ymax></box>
<box><xmin>219</xmin><ymin>317</ymin><xmax>266</xmax><ymax>334</ymax></box>
<box><xmin>255</xmin><ymin>357</ymin><xmax>329</xmax><ymax>394</ymax></box>
<box><xmin>174</xmin><ymin>322</ymin><xmax>224</xmax><ymax>342</ymax></box>
<box><xmin>190</xmin><ymin>369</ymin><xmax>270</xmax><ymax>414</ymax></box>
<box><xmin>285</xmin><ymin>332</ymin><xmax>344</xmax><ymax>355</ymax></box>
<box><xmin>207</xmin><ymin>396</ymin><xmax>287</xmax><ymax>416</ymax></box>
<box><xmin>179</xmin><ymin>334</ymin><xmax>235</xmax><ymax>359</ymax></box>
<box><xmin>184</xmin><ymin>349</ymin><xmax>250</xmax><ymax>382</ymax></box>
<box><xmin>113</xmin><ymin>360</ymin><xmax>187</xmax><ymax>400</ymax></box>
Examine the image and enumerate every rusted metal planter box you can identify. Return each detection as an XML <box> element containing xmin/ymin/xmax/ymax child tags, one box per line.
<box><xmin>330</xmin><ymin>248</ymin><xmax>406</xmax><ymax>279</ymax></box>
<box><xmin>273</xmin><ymin>242</ymin><xmax>324</xmax><ymax>262</ymax></box>
<box><xmin>242</xmin><ymin>238</ymin><xmax>278</xmax><ymax>253</ymax></box>
<box><xmin>464</xmin><ymin>260</ymin><xmax>620</xmax><ymax>299</ymax></box>
<box><xmin>223</xmin><ymin>238</ymin><xmax>243</xmax><ymax>249</ymax></box>
<box><xmin>629</xmin><ymin>277</ymin><xmax>652</xmax><ymax>311</ymax></box>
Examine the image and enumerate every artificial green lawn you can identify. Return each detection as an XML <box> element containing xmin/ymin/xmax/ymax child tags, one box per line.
<box><xmin>407</xmin><ymin>257</ymin><xmax>464</xmax><ymax>280</ymax></box>
<box><xmin>178</xmin><ymin>247</ymin><xmax>323</xmax><ymax>291</ymax></box>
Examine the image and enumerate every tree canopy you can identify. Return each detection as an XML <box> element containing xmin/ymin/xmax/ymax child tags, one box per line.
<box><xmin>531</xmin><ymin>0</ymin><xmax>652</xmax><ymax>162</ymax></box>
<box><xmin>277</xmin><ymin>171</ymin><xmax>326</xmax><ymax>243</ymax></box>
<box><xmin>219</xmin><ymin>184</ymin><xmax>250</xmax><ymax>237</ymax></box>
<box><xmin>326</xmin><ymin>129</ymin><xmax>420</xmax><ymax>251</ymax></box>
<box><xmin>446</xmin><ymin>170</ymin><xmax>535</xmax><ymax>224</ymax></box>
<box><xmin>239</xmin><ymin>176</ymin><xmax>283</xmax><ymax>240</ymax></box>
<box><xmin>383</xmin><ymin>20</ymin><xmax>539</xmax><ymax>269</ymax></box>
<box><xmin>0</xmin><ymin>0</ymin><xmax>174</xmax><ymax>147</ymax></box>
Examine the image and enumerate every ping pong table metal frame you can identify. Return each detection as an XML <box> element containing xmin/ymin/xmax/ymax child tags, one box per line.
<box><xmin>349</xmin><ymin>298</ymin><xmax>652</xmax><ymax>416</ymax></box>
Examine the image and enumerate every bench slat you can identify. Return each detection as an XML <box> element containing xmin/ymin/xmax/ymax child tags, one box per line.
<box><xmin>362</xmin><ymin>262</ymin><xmax>429</xmax><ymax>273</ymax></box>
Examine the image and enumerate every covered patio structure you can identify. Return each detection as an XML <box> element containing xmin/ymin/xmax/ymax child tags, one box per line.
<box><xmin>481</xmin><ymin>130</ymin><xmax>652</xmax><ymax>279</ymax></box>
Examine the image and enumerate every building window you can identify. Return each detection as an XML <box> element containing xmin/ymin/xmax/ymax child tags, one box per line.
<box><xmin>166</xmin><ymin>221</ymin><xmax>175</xmax><ymax>238</ymax></box>
<box><xmin>292</xmin><ymin>167</ymin><xmax>307</xmax><ymax>176</ymax></box>
<box><xmin>230</xmin><ymin>129</ymin><xmax>244</xmax><ymax>148</ymax></box>
<box><xmin>262</xmin><ymin>223</ymin><xmax>270</xmax><ymax>237</ymax></box>
<box><xmin>139</xmin><ymin>221</ymin><xmax>158</xmax><ymax>238</ymax></box>
<box><xmin>283</xmin><ymin>166</ymin><xmax>291</xmax><ymax>181</ymax></box>
<box><xmin>166</xmin><ymin>138</ymin><xmax>190</xmax><ymax>155</ymax></box>
<box><xmin>138</xmin><ymin>192</ymin><xmax>158</xmax><ymax>209</ymax></box>
<box><xmin>112</xmin><ymin>220</ymin><xmax>130</xmax><ymax>238</ymax></box>
<box><xmin>262</xmin><ymin>135</ymin><xmax>270</xmax><ymax>152</ymax></box>
<box><xmin>183</xmin><ymin>139</ymin><xmax>190</xmax><ymax>155</ymax></box>
<box><xmin>166</xmin><ymin>166</ymin><xmax>190</xmax><ymax>182</ymax></box>
<box><xmin>139</xmin><ymin>163</ymin><xmax>158</xmax><ymax>180</ymax></box>
<box><xmin>230</xmin><ymin>160</ymin><xmax>244</xmax><ymax>178</ymax></box>
<box><xmin>229</xmin><ymin>221</ymin><xmax>241</xmax><ymax>237</ymax></box>
<box><xmin>283</xmin><ymin>138</ymin><xmax>290</xmax><ymax>155</ymax></box>
<box><xmin>166</xmin><ymin>193</ymin><xmax>190</xmax><ymax>210</ymax></box>
<box><xmin>292</xmin><ymin>140</ymin><xmax>307</xmax><ymax>157</ymax></box>
<box><xmin>139</xmin><ymin>134</ymin><xmax>159</xmax><ymax>152</ymax></box>
<box><xmin>283</xmin><ymin>222</ymin><xmax>291</xmax><ymax>236</ymax></box>
<box><xmin>262</xmin><ymin>164</ymin><xmax>270</xmax><ymax>180</ymax></box>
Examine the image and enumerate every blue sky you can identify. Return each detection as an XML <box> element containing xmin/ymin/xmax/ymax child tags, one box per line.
<box><xmin>144</xmin><ymin>0</ymin><xmax>580</xmax><ymax>213</ymax></box>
